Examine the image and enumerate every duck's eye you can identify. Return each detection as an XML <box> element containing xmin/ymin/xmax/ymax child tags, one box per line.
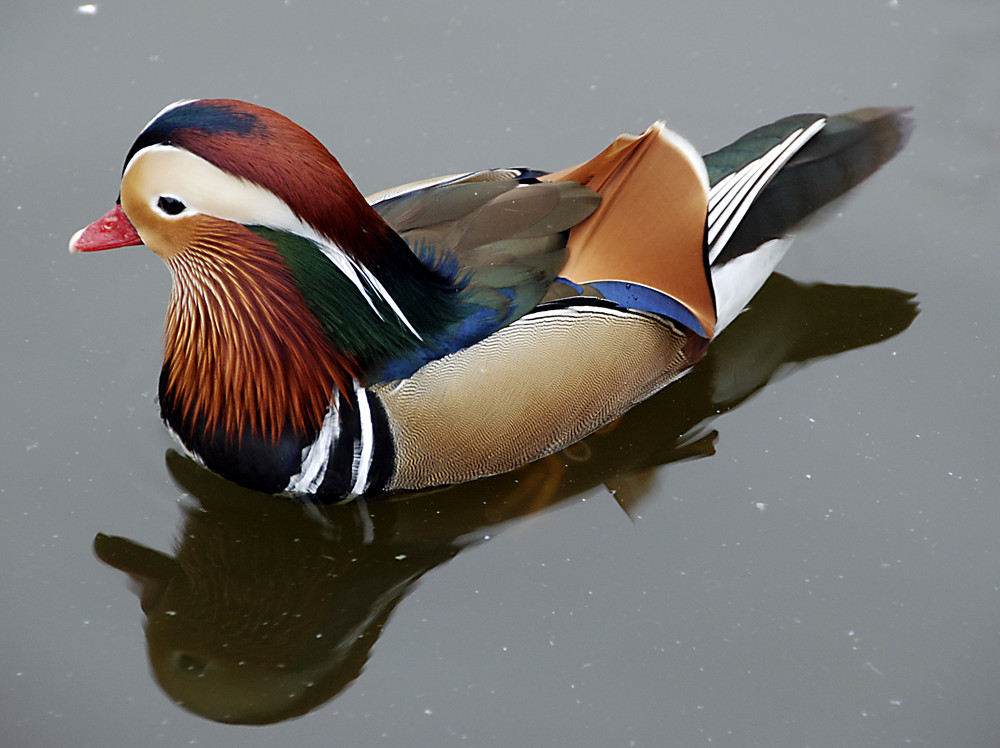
<box><xmin>157</xmin><ymin>196</ymin><xmax>186</xmax><ymax>216</ymax></box>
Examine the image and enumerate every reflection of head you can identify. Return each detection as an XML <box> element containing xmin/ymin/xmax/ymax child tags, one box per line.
<box><xmin>96</xmin><ymin>487</ymin><xmax>463</xmax><ymax>724</ymax></box>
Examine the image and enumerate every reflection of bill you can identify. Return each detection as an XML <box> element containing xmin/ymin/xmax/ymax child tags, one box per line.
<box><xmin>95</xmin><ymin>275</ymin><xmax>917</xmax><ymax>725</ymax></box>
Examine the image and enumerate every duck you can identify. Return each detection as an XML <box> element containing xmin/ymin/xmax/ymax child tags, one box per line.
<box><xmin>69</xmin><ymin>99</ymin><xmax>911</xmax><ymax>500</ymax></box>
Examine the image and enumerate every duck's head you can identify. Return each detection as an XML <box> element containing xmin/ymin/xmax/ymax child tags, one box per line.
<box><xmin>69</xmin><ymin>98</ymin><xmax>388</xmax><ymax>262</ymax></box>
<box><xmin>69</xmin><ymin>99</ymin><xmax>418</xmax><ymax>452</ymax></box>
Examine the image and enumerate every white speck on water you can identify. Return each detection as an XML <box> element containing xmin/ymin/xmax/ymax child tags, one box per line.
<box><xmin>76</xmin><ymin>4</ymin><xmax>98</xmax><ymax>14</ymax></box>
<box><xmin>864</xmin><ymin>661</ymin><xmax>885</xmax><ymax>676</ymax></box>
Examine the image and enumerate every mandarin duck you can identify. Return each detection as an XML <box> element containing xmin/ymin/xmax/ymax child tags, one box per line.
<box><xmin>70</xmin><ymin>99</ymin><xmax>911</xmax><ymax>500</ymax></box>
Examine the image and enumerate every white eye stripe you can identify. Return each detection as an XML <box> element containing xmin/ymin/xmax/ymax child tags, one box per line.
<box><xmin>124</xmin><ymin>143</ymin><xmax>421</xmax><ymax>339</ymax></box>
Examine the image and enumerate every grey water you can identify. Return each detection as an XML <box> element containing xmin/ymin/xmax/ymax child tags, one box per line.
<box><xmin>3</xmin><ymin>1</ymin><xmax>999</xmax><ymax>745</ymax></box>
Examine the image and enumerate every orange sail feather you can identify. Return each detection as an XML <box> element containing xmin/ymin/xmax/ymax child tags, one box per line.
<box><xmin>542</xmin><ymin>122</ymin><xmax>716</xmax><ymax>338</ymax></box>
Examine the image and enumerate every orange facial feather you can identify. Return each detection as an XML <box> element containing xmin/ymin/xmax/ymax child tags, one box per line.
<box><xmin>162</xmin><ymin>217</ymin><xmax>356</xmax><ymax>443</ymax></box>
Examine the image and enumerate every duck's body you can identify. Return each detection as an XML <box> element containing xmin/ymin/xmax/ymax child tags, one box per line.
<box><xmin>71</xmin><ymin>100</ymin><xmax>910</xmax><ymax>500</ymax></box>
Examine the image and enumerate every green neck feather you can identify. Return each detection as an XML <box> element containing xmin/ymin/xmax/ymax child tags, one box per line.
<box><xmin>255</xmin><ymin>227</ymin><xmax>465</xmax><ymax>381</ymax></box>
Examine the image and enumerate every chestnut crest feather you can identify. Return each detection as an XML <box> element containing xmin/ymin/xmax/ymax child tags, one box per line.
<box><xmin>125</xmin><ymin>99</ymin><xmax>401</xmax><ymax>265</ymax></box>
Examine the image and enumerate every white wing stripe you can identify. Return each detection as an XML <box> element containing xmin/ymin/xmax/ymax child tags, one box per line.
<box><xmin>707</xmin><ymin>118</ymin><xmax>827</xmax><ymax>264</ymax></box>
<box><xmin>707</xmin><ymin>156</ymin><xmax>772</xmax><ymax>242</ymax></box>
<box><xmin>707</xmin><ymin>171</ymin><xmax>739</xmax><ymax>211</ymax></box>
<box><xmin>707</xmin><ymin>128</ymin><xmax>805</xmax><ymax>253</ymax></box>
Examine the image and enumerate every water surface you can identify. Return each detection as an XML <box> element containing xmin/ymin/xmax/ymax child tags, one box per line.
<box><xmin>3</xmin><ymin>1</ymin><xmax>999</xmax><ymax>745</ymax></box>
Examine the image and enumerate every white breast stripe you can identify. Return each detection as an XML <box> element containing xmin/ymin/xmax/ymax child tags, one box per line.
<box><xmin>707</xmin><ymin>118</ymin><xmax>827</xmax><ymax>264</ymax></box>
<box><xmin>349</xmin><ymin>383</ymin><xmax>375</xmax><ymax>497</ymax></box>
<box><xmin>164</xmin><ymin>421</ymin><xmax>207</xmax><ymax>467</ymax></box>
<box><xmin>285</xmin><ymin>391</ymin><xmax>340</xmax><ymax>495</ymax></box>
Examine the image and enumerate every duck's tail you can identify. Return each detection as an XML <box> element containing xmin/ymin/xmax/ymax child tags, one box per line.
<box><xmin>707</xmin><ymin>107</ymin><xmax>913</xmax><ymax>332</ymax></box>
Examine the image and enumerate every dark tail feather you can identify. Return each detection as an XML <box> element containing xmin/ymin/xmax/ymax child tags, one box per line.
<box><xmin>713</xmin><ymin>107</ymin><xmax>913</xmax><ymax>265</ymax></box>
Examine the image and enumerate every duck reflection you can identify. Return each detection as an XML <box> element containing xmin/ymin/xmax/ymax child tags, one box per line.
<box><xmin>95</xmin><ymin>274</ymin><xmax>917</xmax><ymax>724</ymax></box>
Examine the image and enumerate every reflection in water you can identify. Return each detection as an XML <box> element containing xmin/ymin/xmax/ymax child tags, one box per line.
<box><xmin>94</xmin><ymin>274</ymin><xmax>917</xmax><ymax>724</ymax></box>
